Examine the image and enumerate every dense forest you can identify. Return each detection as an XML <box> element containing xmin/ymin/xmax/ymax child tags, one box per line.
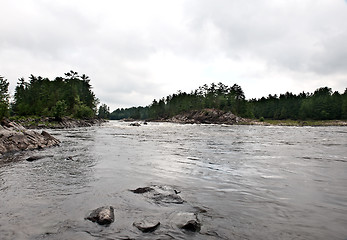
<box><xmin>111</xmin><ymin>83</ymin><xmax>250</xmax><ymax>120</ymax></box>
<box><xmin>110</xmin><ymin>83</ymin><xmax>347</xmax><ymax>121</ymax></box>
<box><xmin>0</xmin><ymin>73</ymin><xmax>346</xmax><ymax>122</ymax></box>
<box><xmin>250</xmin><ymin>87</ymin><xmax>347</xmax><ymax>120</ymax></box>
<box><xmin>0</xmin><ymin>71</ymin><xmax>107</xmax><ymax>121</ymax></box>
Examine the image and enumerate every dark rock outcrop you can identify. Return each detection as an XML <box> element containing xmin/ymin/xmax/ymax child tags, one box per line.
<box><xmin>0</xmin><ymin>121</ymin><xmax>60</xmax><ymax>155</ymax></box>
<box><xmin>86</xmin><ymin>206</ymin><xmax>115</xmax><ymax>225</ymax></box>
<box><xmin>130</xmin><ymin>187</ymin><xmax>154</xmax><ymax>194</ymax></box>
<box><xmin>170</xmin><ymin>109</ymin><xmax>243</xmax><ymax>125</ymax></box>
<box><xmin>14</xmin><ymin>117</ymin><xmax>106</xmax><ymax>129</ymax></box>
<box><xmin>133</xmin><ymin>220</ymin><xmax>160</xmax><ymax>233</ymax></box>
<box><xmin>129</xmin><ymin>122</ymin><xmax>141</xmax><ymax>127</ymax></box>
<box><xmin>181</xmin><ymin>219</ymin><xmax>201</xmax><ymax>232</ymax></box>
<box><xmin>26</xmin><ymin>155</ymin><xmax>53</xmax><ymax>162</ymax></box>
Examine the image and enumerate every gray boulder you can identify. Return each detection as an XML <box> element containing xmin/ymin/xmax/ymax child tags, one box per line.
<box><xmin>172</xmin><ymin>212</ymin><xmax>201</xmax><ymax>232</ymax></box>
<box><xmin>86</xmin><ymin>206</ymin><xmax>115</xmax><ymax>225</ymax></box>
<box><xmin>133</xmin><ymin>220</ymin><xmax>160</xmax><ymax>232</ymax></box>
<box><xmin>0</xmin><ymin>121</ymin><xmax>60</xmax><ymax>154</ymax></box>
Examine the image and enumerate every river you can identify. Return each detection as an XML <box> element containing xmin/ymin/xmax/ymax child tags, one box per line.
<box><xmin>0</xmin><ymin>121</ymin><xmax>346</xmax><ymax>239</ymax></box>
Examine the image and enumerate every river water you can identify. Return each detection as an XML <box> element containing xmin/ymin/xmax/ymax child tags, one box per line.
<box><xmin>0</xmin><ymin>121</ymin><xmax>347</xmax><ymax>240</ymax></box>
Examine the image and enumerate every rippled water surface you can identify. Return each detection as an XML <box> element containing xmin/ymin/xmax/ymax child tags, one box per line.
<box><xmin>1</xmin><ymin>121</ymin><xmax>347</xmax><ymax>239</ymax></box>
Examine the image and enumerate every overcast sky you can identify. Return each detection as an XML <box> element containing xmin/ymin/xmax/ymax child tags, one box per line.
<box><xmin>1</xmin><ymin>0</ymin><xmax>347</xmax><ymax>110</ymax></box>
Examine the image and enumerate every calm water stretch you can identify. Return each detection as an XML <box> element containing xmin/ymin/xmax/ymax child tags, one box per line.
<box><xmin>1</xmin><ymin>121</ymin><xmax>347</xmax><ymax>240</ymax></box>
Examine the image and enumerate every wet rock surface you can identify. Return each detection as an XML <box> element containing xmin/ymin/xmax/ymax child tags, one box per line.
<box><xmin>86</xmin><ymin>206</ymin><xmax>115</xmax><ymax>225</ymax></box>
<box><xmin>181</xmin><ymin>219</ymin><xmax>201</xmax><ymax>232</ymax></box>
<box><xmin>0</xmin><ymin>121</ymin><xmax>60</xmax><ymax>155</ymax></box>
<box><xmin>130</xmin><ymin>185</ymin><xmax>184</xmax><ymax>204</ymax></box>
<box><xmin>130</xmin><ymin>187</ymin><xmax>154</xmax><ymax>194</ymax></box>
<box><xmin>172</xmin><ymin>212</ymin><xmax>202</xmax><ymax>232</ymax></box>
<box><xmin>128</xmin><ymin>185</ymin><xmax>202</xmax><ymax>235</ymax></box>
<box><xmin>133</xmin><ymin>220</ymin><xmax>160</xmax><ymax>232</ymax></box>
<box><xmin>129</xmin><ymin>122</ymin><xmax>141</xmax><ymax>127</ymax></box>
<box><xmin>26</xmin><ymin>155</ymin><xmax>53</xmax><ymax>162</ymax></box>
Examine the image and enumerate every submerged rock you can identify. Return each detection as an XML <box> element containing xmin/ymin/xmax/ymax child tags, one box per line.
<box><xmin>172</xmin><ymin>212</ymin><xmax>201</xmax><ymax>232</ymax></box>
<box><xmin>130</xmin><ymin>187</ymin><xmax>154</xmax><ymax>194</ymax></box>
<box><xmin>130</xmin><ymin>185</ymin><xmax>184</xmax><ymax>204</ymax></box>
<box><xmin>152</xmin><ymin>193</ymin><xmax>184</xmax><ymax>204</ymax></box>
<box><xmin>133</xmin><ymin>220</ymin><xmax>160</xmax><ymax>233</ymax></box>
<box><xmin>181</xmin><ymin>219</ymin><xmax>201</xmax><ymax>232</ymax></box>
<box><xmin>86</xmin><ymin>206</ymin><xmax>115</xmax><ymax>225</ymax></box>
<box><xmin>129</xmin><ymin>123</ymin><xmax>141</xmax><ymax>127</ymax></box>
<box><xmin>26</xmin><ymin>155</ymin><xmax>53</xmax><ymax>162</ymax></box>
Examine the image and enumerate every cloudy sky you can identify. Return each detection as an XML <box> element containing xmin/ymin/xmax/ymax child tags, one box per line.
<box><xmin>1</xmin><ymin>0</ymin><xmax>347</xmax><ymax>110</ymax></box>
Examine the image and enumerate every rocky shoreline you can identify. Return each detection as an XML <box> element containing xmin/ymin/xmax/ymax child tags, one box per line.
<box><xmin>12</xmin><ymin>117</ymin><xmax>106</xmax><ymax>129</ymax></box>
<box><xmin>0</xmin><ymin>121</ymin><xmax>60</xmax><ymax>155</ymax></box>
<box><xmin>149</xmin><ymin>109</ymin><xmax>347</xmax><ymax>127</ymax></box>
<box><xmin>0</xmin><ymin>117</ymin><xmax>106</xmax><ymax>155</ymax></box>
<box><xmin>168</xmin><ymin>109</ymin><xmax>244</xmax><ymax>125</ymax></box>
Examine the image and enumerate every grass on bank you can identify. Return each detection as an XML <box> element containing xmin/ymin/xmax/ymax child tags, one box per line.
<box><xmin>257</xmin><ymin>119</ymin><xmax>347</xmax><ymax>126</ymax></box>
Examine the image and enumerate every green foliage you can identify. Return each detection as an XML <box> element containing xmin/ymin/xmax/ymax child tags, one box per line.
<box><xmin>52</xmin><ymin>100</ymin><xmax>67</xmax><ymax>120</ymax></box>
<box><xmin>98</xmin><ymin>103</ymin><xmax>110</xmax><ymax>119</ymax></box>
<box><xmin>110</xmin><ymin>83</ymin><xmax>346</xmax><ymax>121</ymax></box>
<box><xmin>110</xmin><ymin>82</ymin><xmax>249</xmax><ymax>120</ymax></box>
<box><xmin>73</xmin><ymin>103</ymin><xmax>94</xmax><ymax>119</ymax></box>
<box><xmin>12</xmin><ymin>71</ymin><xmax>98</xmax><ymax>119</ymax></box>
<box><xmin>250</xmin><ymin>87</ymin><xmax>346</xmax><ymax>120</ymax></box>
<box><xmin>0</xmin><ymin>76</ymin><xmax>9</xmax><ymax>120</ymax></box>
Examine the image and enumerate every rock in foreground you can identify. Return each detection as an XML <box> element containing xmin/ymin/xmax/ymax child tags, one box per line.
<box><xmin>86</xmin><ymin>206</ymin><xmax>115</xmax><ymax>225</ymax></box>
<box><xmin>0</xmin><ymin>121</ymin><xmax>60</xmax><ymax>154</ymax></box>
<box><xmin>173</xmin><ymin>212</ymin><xmax>201</xmax><ymax>232</ymax></box>
<box><xmin>133</xmin><ymin>220</ymin><xmax>160</xmax><ymax>232</ymax></box>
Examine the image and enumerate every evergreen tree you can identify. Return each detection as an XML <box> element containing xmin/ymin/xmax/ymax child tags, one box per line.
<box><xmin>0</xmin><ymin>76</ymin><xmax>9</xmax><ymax>120</ymax></box>
<box><xmin>12</xmin><ymin>71</ymin><xmax>98</xmax><ymax>119</ymax></box>
<box><xmin>98</xmin><ymin>104</ymin><xmax>110</xmax><ymax>119</ymax></box>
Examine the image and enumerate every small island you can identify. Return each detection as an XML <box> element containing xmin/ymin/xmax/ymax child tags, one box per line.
<box><xmin>109</xmin><ymin>83</ymin><xmax>347</xmax><ymax>126</ymax></box>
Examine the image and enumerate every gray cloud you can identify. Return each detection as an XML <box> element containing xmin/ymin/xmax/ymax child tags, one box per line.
<box><xmin>1</xmin><ymin>0</ymin><xmax>346</xmax><ymax>110</ymax></box>
<box><xmin>185</xmin><ymin>0</ymin><xmax>347</xmax><ymax>74</ymax></box>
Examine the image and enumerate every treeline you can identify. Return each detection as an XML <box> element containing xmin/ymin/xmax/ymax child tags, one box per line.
<box><xmin>0</xmin><ymin>71</ymin><xmax>109</xmax><ymax>121</ymax></box>
<box><xmin>110</xmin><ymin>84</ymin><xmax>347</xmax><ymax>121</ymax></box>
<box><xmin>250</xmin><ymin>87</ymin><xmax>347</xmax><ymax>120</ymax></box>
<box><xmin>110</xmin><ymin>83</ymin><xmax>251</xmax><ymax>120</ymax></box>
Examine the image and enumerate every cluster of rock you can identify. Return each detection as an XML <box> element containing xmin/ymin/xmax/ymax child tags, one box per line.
<box><xmin>0</xmin><ymin>121</ymin><xmax>60</xmax><ymax>154</ymax></box>
<box><xmin>14</xmin><ymin>117</ymin><xmax>106</xmax><ymax>129</ymax></box>
<box><xmin>86</xmin><ymin>185</ymin><xmax>202</xmax><ymax>234</ymax></box>
<box><xmin>169</xmin><ymin>109</ymin><xmax>243</xmax><ymax>125</ymax></box>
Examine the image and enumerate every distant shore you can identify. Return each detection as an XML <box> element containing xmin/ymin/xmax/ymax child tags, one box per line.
<box><xmin>10</xmin><ymin>116</ymin><xmax>106</xmax><ymax>129</ymax></box>
<box><xmin>240</xmin><ymin>119</ymin><xmax>347</xmax><ymax>127</ymax></box>
<box><xmin>149</xmin><ymin>109</ymin><xmax>347</xmax><ymax>127</ymax></box>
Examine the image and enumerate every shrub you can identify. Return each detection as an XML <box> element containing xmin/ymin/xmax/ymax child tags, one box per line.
<box><xmin>73</xmin><ymin>104</ymin><xmax>94</xmax><ymax>119</ymax></box>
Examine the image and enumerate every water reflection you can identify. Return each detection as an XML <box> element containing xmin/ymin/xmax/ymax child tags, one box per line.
<box><xmin>0</xmin><ymin>122</ymin><xmax>346</xmax><ymax>239</ymax></box>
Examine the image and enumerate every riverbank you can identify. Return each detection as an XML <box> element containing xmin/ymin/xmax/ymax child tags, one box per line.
<box><xmin>0</xmin><ymin>120</ymin><xmax>60</xmax><ymax>155</ymax></box>
<box><xmin>241</xmin><ymin>119</ymin><xmax>347</xmax><ymax>126</ymax></box>
<box><xmin>10</xmin><ymin>116</ymin><xmax>107</xmax><ymax>129</ymax></box>
<box><xmin>151</xmin><ymin>109</ymin><xmax>347</xmax><ymax>126</ymax></box>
